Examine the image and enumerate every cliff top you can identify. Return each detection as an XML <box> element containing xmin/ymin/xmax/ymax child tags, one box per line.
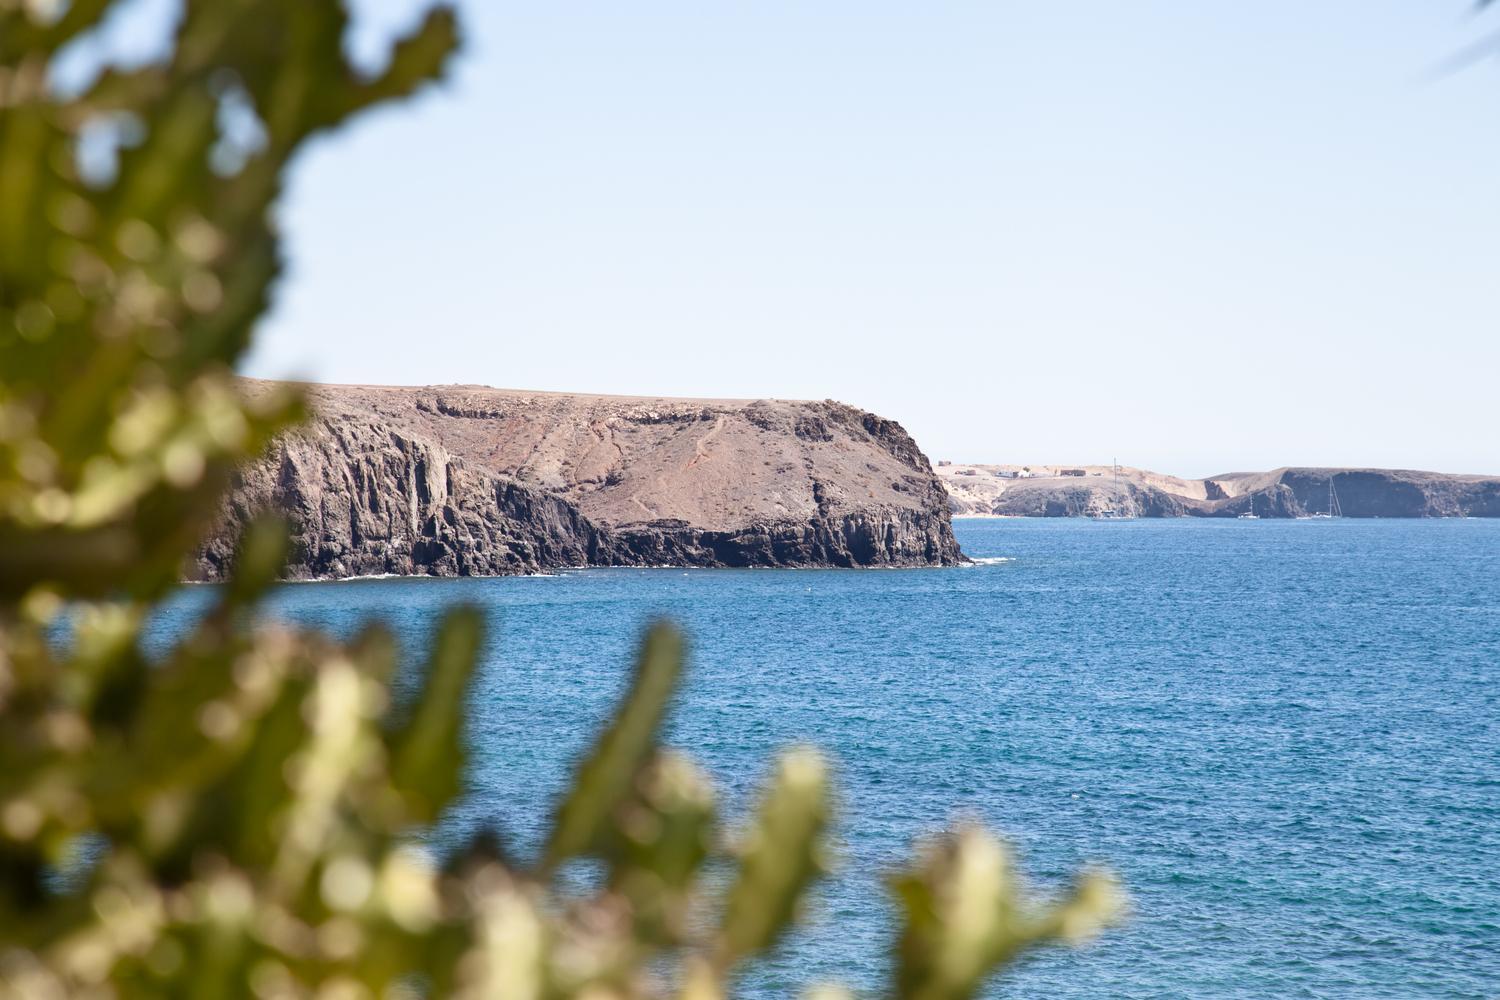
<box><xmin>242</xmin><ymin>378</ymin><xmax>948</xmax><ymax>535</ymax></box>
<box><xmin>240</xmin><ymin>378</ymin><xmax>778</xmax><ymax>406</ymax></box>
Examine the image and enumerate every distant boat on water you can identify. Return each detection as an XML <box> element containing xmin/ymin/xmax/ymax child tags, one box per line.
<box><xmin>1092</xmin><ymin>458</ymin><xmax>1135</xmax><ymax>520</ymax></box>
<box><xmin>1307</xmin><ymin>476</ymin><xmax>1342</xmax><ymax>519</ymax></box>
<box><xmin>1238</xmin><ymin>494</ymin><xmax>1260</xmax><ymax>519</ymax></box>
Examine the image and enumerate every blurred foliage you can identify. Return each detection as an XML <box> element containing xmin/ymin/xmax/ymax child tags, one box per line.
<box><xmin>0</xmin><ymin>1</ymin><xmax>1122</xmax><ymax>996</ymax></box>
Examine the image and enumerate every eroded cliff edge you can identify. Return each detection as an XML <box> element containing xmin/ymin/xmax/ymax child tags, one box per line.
<box><xmin>194</xmin><ymin>382</ymin><xmax>965</xmax><ymax>579</ymax></box>
<box><xmin>939</xmin><ymin>463</ymin><xmax>1500</xmax><ymax>519</ymax></box>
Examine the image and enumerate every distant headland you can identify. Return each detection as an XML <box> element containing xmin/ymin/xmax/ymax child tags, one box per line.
<box><xmin>937</xmin><ymin>463</ymin><xmax>1500</xmax><ymax>519</ymax></box>
<box><xmin>194</xmin><ymin>381</ymin><xmax>964</xmax><ymax>580</ymax></box>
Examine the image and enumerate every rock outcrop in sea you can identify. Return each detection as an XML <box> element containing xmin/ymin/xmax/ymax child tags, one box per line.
<box><xmin>938</xmin><ymin>463</ymin><xmax>1500</xmax><ymax>519</ymax></box>
<box><xmin>194</xmin><ymin>382</ymin><xmax>965</xmax><ymax>580</ymax></box>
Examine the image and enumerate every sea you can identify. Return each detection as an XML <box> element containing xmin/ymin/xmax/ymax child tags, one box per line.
<box><xmin>155</xmin><ymin>518</ymin><xmax>1500</xmax><ymax>998</ymax></box>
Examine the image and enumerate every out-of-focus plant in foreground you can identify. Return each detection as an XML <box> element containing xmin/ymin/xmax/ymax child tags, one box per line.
<box><xmin>0</xmin><ymin>1</ymin><xmax>1122</xmax><ymax>996</ymax></box>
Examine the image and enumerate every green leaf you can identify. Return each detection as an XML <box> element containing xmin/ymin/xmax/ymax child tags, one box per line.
<box><xmin>607</xmin><ymin>751</ymin><xmax>716</xmax><ymax>943</ymax></box>
<box><xmin>341</xmin><ymin>6</ymin><xmax>462</xmax><ymax>117</ymax></box>
<box><xmin>891</xmin><ymin>825</ymin><xmax>1126</xmax><ymax>1000</ymax></box>
<box><xmin>387</xmin><ymin>605</ymin><xmax>483</xmax><ymax>824</ymax></box>
<box><xmin>715</xmin><ymin>747</ymin><xmax>830</xmax><ymax>971</ymax></box>
<box><xmin>543</xmin><ymin>621</ymin><xmax>683</xmax><ymax>869</ymax></box>
<box><xmin>217</xmin><ymin>515</ymin><xmax>289</xmax><ymax>613</ymax></box>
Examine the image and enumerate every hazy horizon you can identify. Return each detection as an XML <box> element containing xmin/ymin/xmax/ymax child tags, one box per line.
<box><xmin>67</xmin><ymin>1</ymin><xmax>1500</xmax><ymax>479</ymax></box>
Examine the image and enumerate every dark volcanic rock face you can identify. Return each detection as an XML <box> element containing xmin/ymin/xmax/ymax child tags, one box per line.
<box><xmin>608</xmin><ymin>506</ymin><xmax>959</xmax><ymax>569</ymax></box>
<box><xmin>1215</xmin><ymin>469</ymin><xmax>1500</xmax><ymax>519</ymax></box>
<box><xmin>194</xmin><ymin>383</ymin><xmax>964</xmax><ymax>580</ymax></box>
<box><xmin>196</xmin><ymin>426</ymin><xmax>611</xmax><ymax>580</ymax></box>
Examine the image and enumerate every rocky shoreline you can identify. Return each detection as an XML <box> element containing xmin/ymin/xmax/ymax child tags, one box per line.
<box><xmin>939</xmin><ymin>463</ymin><xmax>1500</xmax><ymax>519</ymax></box>
<box><xmin>195</xmin><ymin>382</ymin><xmax>964</xmax><ymax>580</ymax></box>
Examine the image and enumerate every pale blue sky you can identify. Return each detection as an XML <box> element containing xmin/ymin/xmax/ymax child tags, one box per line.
<box><xmin>73</xmin><ymin>2</ymin><xmax>1500</xmax><ymax>476</ymax></box>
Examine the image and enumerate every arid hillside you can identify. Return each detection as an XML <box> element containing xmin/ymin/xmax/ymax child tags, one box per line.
<box><xmin>939</xmin><ymin>462</ymin><xmax>1500</xmax><ymax>519</ymax></box>
<box><xmin>196</xmin><ymin>382</ymin><xmax>964</xmax><ymax>579</ymax></box>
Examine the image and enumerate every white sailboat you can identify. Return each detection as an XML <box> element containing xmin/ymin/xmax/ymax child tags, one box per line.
<box><xmin>1092</xmin><ymin>458</ymin><xmax>1134</xmax><ymax>520</ymax></box>
<box><xmin>1237</xmin><ymin>493</ymin><xmax>1260</xmax><ymax>519</ymax></box>
<box><xmin>1308</xmin><ymin>476</ymin><xmax>1341</xmax><ymax>519</ymax></box>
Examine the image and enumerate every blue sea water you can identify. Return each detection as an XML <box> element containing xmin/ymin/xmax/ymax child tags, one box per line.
<box><xmin>160</xmin><ymin>518</ymin><xmax>1500</xmax><ymax>997</ymax></box>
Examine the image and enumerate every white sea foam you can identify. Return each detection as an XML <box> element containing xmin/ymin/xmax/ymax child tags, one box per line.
<box><xmin>966</xmin><ymin>556</ymin><xmax>1014</xmax><ymax>566</ymax></box>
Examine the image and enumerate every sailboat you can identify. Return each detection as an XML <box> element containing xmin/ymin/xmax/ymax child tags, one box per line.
<box><xmin>1237</xmin><ymin>493</ymin><xmax>1260</xmax><ymax>519</ymax></box>
<box><xmin>1092</xmin><ymin>458</ymin><xmax>1134</xmax><ymax>520</ymax></box>
<box><xmin>1308</xmin><ymin>476</ymin><xmax>1341</xmax><ymax>519</ymax></box>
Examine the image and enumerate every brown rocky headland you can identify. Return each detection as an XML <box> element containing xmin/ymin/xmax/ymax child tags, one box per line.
<box><xmin>194</xmin><ymin>381</ymin><xmax>965</xmax><ymax>580</ymax></box>
<box><xmin>938</xmin><ymin>463</ymin><xmax>1500</xmax><ymax>519</ymax></box>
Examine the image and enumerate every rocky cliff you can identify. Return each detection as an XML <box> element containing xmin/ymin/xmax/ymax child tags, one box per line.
<box><xmin>939</xmin><ymin>463</ymin><xmax>1500</xmax><ymax>519</ymax></box>
<box><xmin>194</xmin><ymin>382</ymin><xmax>964</xmax><ymax>580</ymax></box>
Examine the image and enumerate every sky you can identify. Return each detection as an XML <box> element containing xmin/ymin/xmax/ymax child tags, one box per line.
<box><xmin>68</xmin><ymin>1</ymin><xmax>1500</xmax><ymax>477</ymax></box>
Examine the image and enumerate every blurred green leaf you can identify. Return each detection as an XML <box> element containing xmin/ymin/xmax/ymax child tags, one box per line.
<box><xmin>387</xmin><ymin>605</ymin><xmax>482</xmax><ymax>824</ymax></box>
<box><xmin>607</xmin><ymin>751</ymin><xmax>716</xmax><ymax>944</ymax></box>
<box><xmin>544</xmin><ymin>621</ymin><xmax>683</xmax><ymax>869</ymax></box>
<box><xmin>716</xmin><ymin>747</ymin><xmax>831</xmax><ymax>971</ymax></box>
<box><xmin>892</xmin><ymin>826</ymin><xmax>1126</xmax><ymax>1000</ymax></box>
